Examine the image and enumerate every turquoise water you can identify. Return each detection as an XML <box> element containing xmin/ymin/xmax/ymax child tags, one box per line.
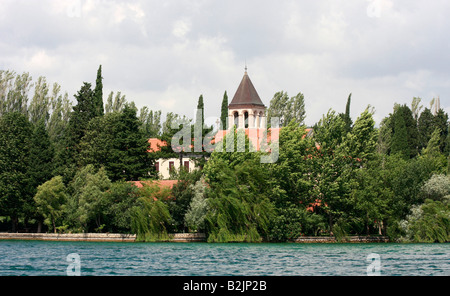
<box><xmin>0</xmin><ymin>240</ymin><xmax>448</xmax><ymax>276</ymax></box>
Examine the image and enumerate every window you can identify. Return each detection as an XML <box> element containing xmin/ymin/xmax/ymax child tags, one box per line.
<box><xmin>184</xmin><ymin>161</ymin><xmax>190</xmax><ymax>171</ymax></box>
<box><xmin>155</xmin><ymin>162</ymin><xmax>159</xmax><ymax>172</ymax></box>
<box><xmin>169</xmin><ymin>161</ymin><xmax>174</xmax><ymax>172</ymax></box>
<box><xmin>244</xmin><ymin>111</ymin><xmax>248</xmax><ymax>128</ymax></box>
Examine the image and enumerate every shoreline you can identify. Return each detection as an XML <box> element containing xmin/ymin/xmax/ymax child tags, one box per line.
<box><xmin>0</xmin><ymin>233</ymin><xmax>391</xmax><ymax>243</ymax></box>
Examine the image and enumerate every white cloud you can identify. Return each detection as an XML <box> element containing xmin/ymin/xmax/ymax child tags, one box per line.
<box><xmin>172</xmin><ymin>19</ymin><xmax>191</xmax><ymax>39</ymax></box>
<box><xmin>0</xmin><ymin>0</ymin><xmax>448</xmax><ymax>126</ymax></box>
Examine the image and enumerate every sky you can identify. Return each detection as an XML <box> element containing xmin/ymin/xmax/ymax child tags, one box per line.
<box><xmin>0</xmin><ymin>0</ymin><xmax>449</xmax><ymax>127</ymax></box>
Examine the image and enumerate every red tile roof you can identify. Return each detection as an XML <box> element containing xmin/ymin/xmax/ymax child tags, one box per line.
<box><xmin>148</xmin><ymin>138</ymin><xmax>167</xmax><ymax>152</ymax></box>
<box><xmin>131</xmin><ymin>180</ymin><xmax>178</xmax><ymax>189</ymax></box>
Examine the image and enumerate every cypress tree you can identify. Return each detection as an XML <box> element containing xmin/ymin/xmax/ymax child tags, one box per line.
<box><xmin>196</xmin><ymin>94</ymin><xmax>205</xmax><ymax>132</ymax></box>
<box><xmin>220</xmin><ymin>91</ymin><xmax>228</xmax><ymax>130</ymax></box>
<box><xmin>433</xmin><ymin>108</ymin><xmax>449</xmax><ymax>153</ymax></box>
<box><xmin>93</xmin><ymin>65</ymin><xmax>104</xmax><ymax>117</ymax></box>
<box><xmin>417</xmin><ymin>108</ymin><xmax>435</xmax><ymax>151</ymax></box>
<box><xmin>344</xmin><ymin>93</ymin><xmax>353</xmax><ymax>133</ymax></box>
<box><xmin>29</xmin><ymin>119</ymin><xmax>55</xmax><ymax>189</ymax></box>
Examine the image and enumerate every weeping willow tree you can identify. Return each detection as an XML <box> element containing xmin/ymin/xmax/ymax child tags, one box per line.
<box><xmin>130</xmin><ymin>182</ymin><xmax>172</xmax><ymax>242</ymax></box>
<box><xmin>203</xmin><ymin>128</ymin><xmax>275</xmax><ymax>242</ymax></box>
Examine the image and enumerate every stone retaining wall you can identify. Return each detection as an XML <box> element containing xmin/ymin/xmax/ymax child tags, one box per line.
<box><xmin>170</xmin><ymin>233</ymin><xmax>206</xmax><ymax>242</ymax></box>
<box><xmin>0</xmin><ymin>233</ymin><xmax>136</xmax><ymax>242</ymax></box>
<box><xmin>0</xmin><ymin>233</ymin><xmax>388</xmax><ymax>243</ymax></box>
<box><xmin>0</xmin><ymin>232</ymin><xmax>207</xmax><ymax>243</ymax></box>
<box><xmin>292</xmin><ymin>236</ymin><xmax>389</xmax><ymax>243</ymax></box>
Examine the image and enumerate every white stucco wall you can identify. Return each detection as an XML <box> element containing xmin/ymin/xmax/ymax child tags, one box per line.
<box><xmin>155</xmin><ymin>157</ymin><xmax>198</xmax><ymax>179</ymax></box>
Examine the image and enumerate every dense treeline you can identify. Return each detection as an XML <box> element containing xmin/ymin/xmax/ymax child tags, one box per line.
<box><xmin>1</xmin><ymin>67</ymin><xmax>449</xmax><ymax>243</ymax></box>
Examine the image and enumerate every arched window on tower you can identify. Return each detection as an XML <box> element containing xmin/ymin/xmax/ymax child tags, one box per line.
<box><xmin>233</xmin><ymin>111</ymin><xmax>239</xmax><ymax>128</ymax></box>
<box><xmin>244</xmin><ymin>111</ymin><xmax>249</xmax><ymax>128</ymax></box>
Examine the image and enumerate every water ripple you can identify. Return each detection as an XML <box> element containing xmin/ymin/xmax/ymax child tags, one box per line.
<box><xmin>0</xmin><ymin>241</ymin><xmax>448</xmax><ymax>276</ymax></box>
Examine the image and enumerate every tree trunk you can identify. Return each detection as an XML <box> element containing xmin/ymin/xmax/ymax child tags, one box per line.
<box><xmin>11</xmin><ymin>216</ymin><xmax>18</xmax><ymax>233</ymax></box>
<box><xmin>37</xmin><ymin>220</ymin><xmax>43</xmax><ymax>233</ymax></box>
<box><xmin>52</xmin><ymin>218</ymin><xmax>56</xmax><ymax>233</ymax></box>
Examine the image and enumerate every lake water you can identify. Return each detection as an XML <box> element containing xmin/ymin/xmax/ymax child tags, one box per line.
<box><xmin>0</xmin><ymin>240</ymin><xmax>448</xmax><ymax>276</ymax></box>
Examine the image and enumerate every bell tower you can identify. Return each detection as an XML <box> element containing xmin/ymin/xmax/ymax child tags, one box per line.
<box><xmin>228</xmin><ymin>67</ymin><xmax>266</xmax><ymax>129</ymax></box>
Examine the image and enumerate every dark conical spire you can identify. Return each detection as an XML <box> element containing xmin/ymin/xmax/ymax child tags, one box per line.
<box><xmin>228</xmin><ymin>68</ymin><xmax>265</xmax><ymax>108</ymax></box>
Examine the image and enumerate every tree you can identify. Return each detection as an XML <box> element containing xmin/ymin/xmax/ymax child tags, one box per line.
<box><xmin>67</xmin><ymin>82</ymin><xmax>96</xmax><ymax>154</ymax></box>
<box><xmin>29</xmin><ymin>119</ymin><xmax>55</xmax><ymax>190</ymax></box>
<box><xmin>77</xmin><ymin>167</ymin><xmax>112</xmax><ymax>232</ymax></box>
<box><xmin>0</xmin><ymin>112</ymin><xmax>33</xmax><ymax>232</ymax></box>
<box><xmin>139</xmin><ymin>106</ymin><xmax>162</xmax><ymax>138</ymax></box>
<box><xmin>80</xmin><ymin>104</ymin><xmax>154</xmax><ymax>181</ymax></box>
<box><xmin>167</xmin><ymin>169</ymin><xmax>202</xmax><ymax>232</ymax></box>
<box><xmin>103</xmin><ymin>181</ymin><xmax>140</xmax><ymax>233</ymax></box>
<box><xmin>341</xmin><ymin>107</ymin><xmax>378</xmax><ymax>163</ymax></box>
<box><xmin>34</xmin><ymin>176</ymin><xmax>67</xmax><ymax>233</ymax></box>
<box><xmin>220</xmin><ymin>91</ymin><xmax>228</xmax><ymax>130</ymax></box>
<box><xmin>417</xmin><ymin>108</ymin><xmax>435</xmax><ymax>152</ymax></box>
<box><xmin>411</xmin><ymin>97</ymin><xmax>423</xmax><ymax>122</ymax></box>
<box><xmin>204</xmin><ymin>157</ymin><xmax>275</xmax><ymax>242</ymax></box>
<box><xmin>377</xmin><ymin>116</ymin><xmax>392</xmax><ymax>155</ymax></box>
<box><xmin>400</xmin><ymin>199</ymin><xmax>449</xmax><ymax>243</ymax></box>
<box><xmin>105</xmin><ymin>91</ymin><xmax>126</xmax><ymax>114</ymax></box>
<box><xmin>339</xmin><ymin>93</ymin><xmax>353</xmax><ymax>133</ymax></box>
<box><xmin>28</xmin><ymin>76</ymin><xmax>50</xmax><ymax>125</ymax></box>
<box><xmin>351</xmin><ymin>157</ymin><xmax>394</xmax><ymax>235</ymax></box>
<box><xmin>47</xmin><ymin>83</ymin><xmax>72</xmax><ymax>146</ymax></box>
<box><xmin>390</xmin><ymin>106</ymin><xmax>410</xmax><ymax>159</ymax></box>
<box><xmin>184</xmin><ymin>177</ymin><xmax>209</xmax><ymax>232</ymax></box>
<box><xmin>0</xmin><ymin>70</ymin><xmax>32</xmax><ymax>116</ymax></box>
<box><xmin>93</xmin><ymin>65</ymin><xmax>104</xmax><ymax>117</ymax></box>
<box><xmin>433</xmin><ymin>108</ymin><xmax>449</xmax><ymax>153</ymax></box>
<box><xmin>390</xmin><ymin>104</ymin><xmax>419</xmax><ymax>158</ymax></box>
<box><xmin>420</xmin><ymin>174</ymin><xmax>450</xmax><ymax>202</ymax></box>
<box><xmin>130</xmin><ymin>183</ymin><xmax>172</xmax><ymax>242</ymax></box>
<box><xmin>313</xmin><ymin>109</ymin><xmax>346</xmax><ymax>150</ymax></box>
<box><xmin>267</xmin><ymin>91</ymin><xmax>306</xmax><ymax>127</ymax></box>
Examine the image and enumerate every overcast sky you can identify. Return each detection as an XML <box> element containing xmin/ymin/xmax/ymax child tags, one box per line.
<box><xmin>1</xmin><ymin>0</ymin><xmax>449</xmax><ymax>127</ymax></box>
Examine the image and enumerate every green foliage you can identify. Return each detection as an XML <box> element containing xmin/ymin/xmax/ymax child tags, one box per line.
<box><xmin>0</xmin><ymin>70</ymin><xmax>32</xmax><ymax>116</ymax></box>
<box><xmin>269</xmin><ymin>206</ymin><xmax>326</xmax><ymax>241</ymax></box>
<box><xmin>80</xmin><ymin>104</ymin><xmax>154</xmax><ymax>181</ymax></box>
<box><xmin>139</xmin><ymin>106</ymin><xmax>162</xmax><ymax>138</ymax></box>
<box><xmin>0</xmin><ymin>112</ymin><xmax>33</xmax><ymax>231</ymax></box>
<box><xmin>102</xmin><ymin>181</ymin><xmax>139</xmax><ymax>233</ymax></box>
<box><xmin>166</xmin><ymin>169</ymin><xmax>202</xmax><ymax>232</ymax></box>
<box><xmin>390</xmin><ymin>104</ymin><xmax>419</xmax><ymax>159</ymax></box>
<box><xmin>220</xmin><ymin>91</ymin><xmax>228</xmax><ymax>129</ymax></box>
<box><xmin>420</xmin><ymin>174</ymin><xmax>450</xmax><ymax>201</ymax></box>
<box><xmin>77</xmin><ymin>167</ymin><xmax>112</xmax><ymax>231</ymax></box>
<box><xmin>34</xmin><ymin>176</ymin><xmax>67</xmax><ymax>233</ymax></box>
<box><xmin>341</xmin><ymin>107</ymin><xmax>378</xmax><ymax>163</ymax></box>
<box><xmin>184</xmin><ymin>177</ymin><xmax>209</xmax><ymax>232</ymax></box>
<box><xmin>267</xmin><ymin>91</ymin><xmax>306</xmax><ymax>127</ymax></box>
<box><xmin>339</xmin><ymin>93</ymin><xmax>353</xmax><ymax>133</ymax></box>
<box><xmin>313</xmin><ymin>109</ymin><xmax>346</xmax><ymax>150</ymax></box>
<box><xmin>105</xmin><ymin>91</ymin><xmax>126</xmax><ymax>114</ymax></box>
<box><xmin>204</xmin><ymin>155</ymin><xmax>275</xmax><ymax>243</ymax></box>
<box><xmin>93</xmin><ymin>65</ymin><xmax>104</xmax><ymax>117</ymax></box>
<box><xmin>131</xmin><ymin>183</ymin><xmax>172</xmax><ymax>242</ymax></box>
<box><xmin>400</xmin><ymin>199</ymin><xmax>449</xmax><ymax>243</ymax></box>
